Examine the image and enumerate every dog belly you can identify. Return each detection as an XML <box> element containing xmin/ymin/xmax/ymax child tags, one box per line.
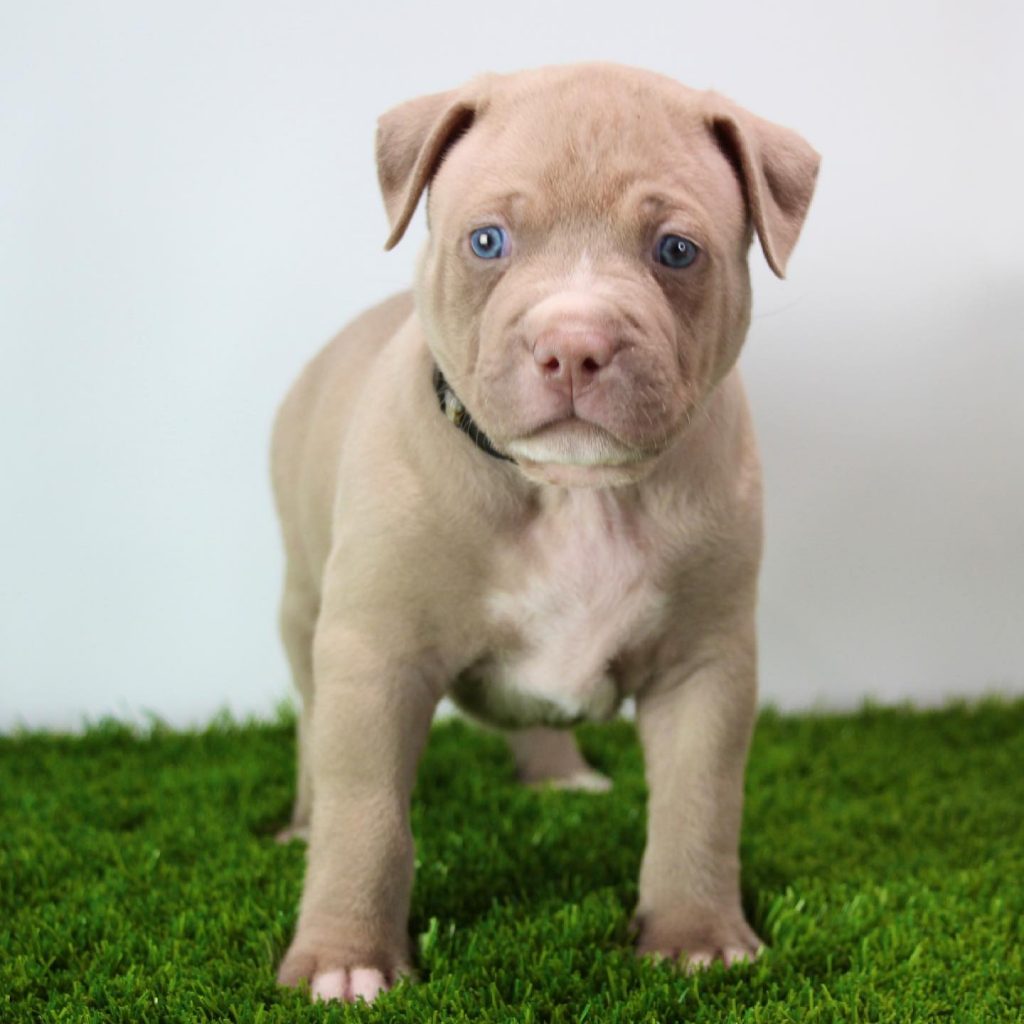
<box><xmin>449</xmin><ymin>658</ymin><xmax>624</xmax><ymax>729</ymax></box>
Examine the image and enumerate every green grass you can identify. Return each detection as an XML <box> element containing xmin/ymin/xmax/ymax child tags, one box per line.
<box><xmin>2</xmin><ymin>700</ymin><xmax>1023</xmax><ymax>1023</ymax></box>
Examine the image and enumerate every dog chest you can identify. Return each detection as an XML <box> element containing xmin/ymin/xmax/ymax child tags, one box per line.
<box><xmin>450</xmin><ymin>490</ymin><xmax>668</xmax><ymax>728</ymax></box>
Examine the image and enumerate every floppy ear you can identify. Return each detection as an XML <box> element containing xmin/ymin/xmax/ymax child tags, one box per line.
<box><xmin>705</xmin><ymin>94</ymin><xmax>820</xmax><ymax>278</ymax></box>
<box><xmin>375</xmin><ymin>87</ymin><xmax>479</xmax><ymax>250</ymax></box>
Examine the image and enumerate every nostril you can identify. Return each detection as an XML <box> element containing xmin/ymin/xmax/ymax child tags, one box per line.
<box><xmin>532</xmin><ymin>328</ymin><xmax>619</xmax><ymax>383</ymax></box>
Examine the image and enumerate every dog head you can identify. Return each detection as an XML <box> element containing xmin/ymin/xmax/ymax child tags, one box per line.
<box><xmin>376</xmin><ymin>63</ymin><xmax>819</xmax><ymax>487</ymax></box>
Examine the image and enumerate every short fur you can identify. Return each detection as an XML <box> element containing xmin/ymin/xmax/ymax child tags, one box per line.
<box><xmin>271</xmin><ymin>62</ymin><xmax>819</xmax><ymax>1003</ymax></box>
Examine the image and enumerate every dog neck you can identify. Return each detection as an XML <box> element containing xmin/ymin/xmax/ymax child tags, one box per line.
<box><xmin>432</xmin><ymin>364</ymin><xmax>516</xmax><ymax>464</ymax></box>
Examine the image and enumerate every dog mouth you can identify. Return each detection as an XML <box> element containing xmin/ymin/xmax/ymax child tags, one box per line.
<box><xmin>504</xmin><ymin>417</ymin><xmax>652</xmax><ymax>469</ymax></box>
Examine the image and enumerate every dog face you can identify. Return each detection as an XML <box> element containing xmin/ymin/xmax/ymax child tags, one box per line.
<box><xmin>376</xmin><ymin>64</ymin><xmax>819</xmax><ymax>486</ymax></box>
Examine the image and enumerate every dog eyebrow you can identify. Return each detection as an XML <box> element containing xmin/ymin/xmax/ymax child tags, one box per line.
<box><xmin>634</xmin><ymin>189</ymin><xmax>700</xmax><ymax>217</ymax></box>
<box><xmin>626</xmin><ymin>188</ymin><xmax>712</xmax><ymax>240</ymax></box>
<box><xmin>469</xmin><ymin>190</ymin><xmax>530</xmax><ymax>222</ymax></box>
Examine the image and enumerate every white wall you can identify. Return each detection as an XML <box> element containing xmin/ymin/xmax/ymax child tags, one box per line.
<box><xmin>2</xmin><ymin>1</ymin><xmax>1022</xmax><ymax>729</ymax></box>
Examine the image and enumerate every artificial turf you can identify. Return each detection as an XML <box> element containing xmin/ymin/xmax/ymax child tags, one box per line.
<box><xmin>2</xmin><ymin>699</ymin><xmax>1022</xmax><ymax>1023</ymax></box>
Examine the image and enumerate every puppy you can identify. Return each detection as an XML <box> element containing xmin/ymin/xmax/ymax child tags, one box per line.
<box><xmin>270</xmin><ymin>62</ymin><xmax>819</xmax><ymax>1003</ymax></box>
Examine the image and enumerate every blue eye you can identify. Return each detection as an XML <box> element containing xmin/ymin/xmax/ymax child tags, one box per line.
<box><xmin>470</xmin><ymin>226</ymin><xmax>508</xmax><ymax>260</ymax></box>
<box><xmin>656</xmin><ymin>234</ymin><xmax>699</xmax><ymax>269</ymax></box>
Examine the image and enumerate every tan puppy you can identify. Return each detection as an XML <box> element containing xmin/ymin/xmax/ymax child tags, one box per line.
<box><xmin>270</xmin><ymin>62</ymin><xmax>819</xmax><ymax>1004</ymax></box>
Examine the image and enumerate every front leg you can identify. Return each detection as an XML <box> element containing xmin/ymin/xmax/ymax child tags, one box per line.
<box><xmin>632</xmin><ymin>622</ymin><xmax>762</xmax><ymax>969</ymax></box>
<box><xmin>276</xmin><ymin>625</ymin><xmax>441</xmax><ymax>1004</ymax></box>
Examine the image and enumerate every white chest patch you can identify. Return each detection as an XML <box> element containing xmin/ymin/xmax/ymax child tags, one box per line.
<box><xmin>452</xmin><ymin>490</ymin><xmax>668</xmax><ymax>728</ymax></box>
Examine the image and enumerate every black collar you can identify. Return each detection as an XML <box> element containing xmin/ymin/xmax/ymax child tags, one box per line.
<box><xmin>432</xmin><ymin>365</ymin><xmax>515</xmax><ymax>463</ymax></box>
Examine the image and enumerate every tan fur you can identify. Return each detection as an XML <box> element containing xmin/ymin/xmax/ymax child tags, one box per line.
<box><xmin>271</xmin><ymin>62</ymin><xmax>819</xmax><ymax>1002</ymax></box>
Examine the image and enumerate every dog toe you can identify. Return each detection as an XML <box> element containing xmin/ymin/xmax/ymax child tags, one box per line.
<box><xmin>349</xmin><ymin>967</ymin><xmax>389</xmax><ymax>1002</ymax></box>
<box><xmin>311</xmin><ymin>968</ymin><xmax>349</xmax><ymax>1001</ymax></box>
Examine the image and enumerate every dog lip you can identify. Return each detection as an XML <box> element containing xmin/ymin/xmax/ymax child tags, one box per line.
<box><xmin>522</xmin><ymin>413</ymin><xmax>589</xmax><ymax>436</ymax></box>
<box><xmin>518</xmin><ymin>414</ymin><xmax>621</xmax><ymax>445</ymax></box>
<box><xmin>505</xmin><ymin>416</ymin><xmax>654</xmax><ymax>468</ymax></box>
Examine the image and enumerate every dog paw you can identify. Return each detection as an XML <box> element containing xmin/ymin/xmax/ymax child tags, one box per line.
<box><xmin>274</xmin><ymin>823</ymin><xmax>310</xmax><ymax>844</ymax></box>
<box><xmin>530</xmin><ymin>768</ymin><xmax>613</xmax><ymax>793</ymax></box>
<box><xmin>309</xmin><ymin>967</ymin><xmax>388</xmax><ymax>1002</ymax></box>
<box><xmin>277</xmin><ymin>931</ymin><xmax>413</xmax><ymax>1004</ymax></box>
<box><xmin>633</xmin><ymin>909</ymin><xmax>763</xmax><ymax>972</ymax></box>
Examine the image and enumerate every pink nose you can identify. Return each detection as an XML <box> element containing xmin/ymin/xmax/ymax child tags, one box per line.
<box><xmin>532</xmin><ymin>327</ymin><xmax>618</xmax><ymax>397</ymax></box>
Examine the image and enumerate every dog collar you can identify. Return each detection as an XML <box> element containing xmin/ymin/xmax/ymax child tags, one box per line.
<box><xmin>432</xmin><ymin>365</ymin><xmax>515</xmax><ymax>464</ymax></box>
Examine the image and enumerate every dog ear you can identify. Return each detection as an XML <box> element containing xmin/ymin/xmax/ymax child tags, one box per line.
<box><xmin>705</xmin><ymin>94</ymin><xmax>820</xmax><ymax>278</ymax></box>
<box><xmin>375</xmin><ymin>87</ymin><xmax>479</xmax><ymax>250</ymax></box>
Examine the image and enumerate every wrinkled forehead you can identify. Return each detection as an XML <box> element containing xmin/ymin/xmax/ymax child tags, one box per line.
<box><xmin>432</xmin><ymin>71</ymin><xmax>746</xmax><ymax>242</ymax></box>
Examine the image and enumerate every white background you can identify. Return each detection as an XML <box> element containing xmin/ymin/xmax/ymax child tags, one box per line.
<box><xmin>2</xmin><ymin>1</ymin><xmax>1022</xmax><ymax>730</ymax></box>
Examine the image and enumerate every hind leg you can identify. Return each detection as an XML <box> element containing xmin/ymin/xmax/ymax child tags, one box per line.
<box><xmin>276</xmin><ymin>569</ymin><xmax>318</xmax><ymax>843</ymax></box>
<box><xmin>505</xmin><ymin>727</ymin><xmax>612</xmax><ymax>792</ymax></box>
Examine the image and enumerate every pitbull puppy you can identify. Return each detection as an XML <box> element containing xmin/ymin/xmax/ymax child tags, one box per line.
<box><xmin>270</xmin><ymin>62</ymin><xmax>819</xmax><ymax>1003</ymax></box>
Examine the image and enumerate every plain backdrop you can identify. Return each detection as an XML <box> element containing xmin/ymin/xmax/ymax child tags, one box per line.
<box><xmin>2</xmin><ymin>1</ymin><xmax>1022</xmax><ymax>730</ymax></box>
